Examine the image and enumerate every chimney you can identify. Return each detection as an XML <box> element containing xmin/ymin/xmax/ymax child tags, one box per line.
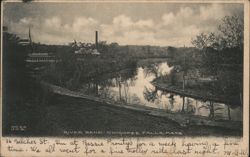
<box><xmin>29</xmin><ymin>27</ymin><xmax>34</xmax><ymax>53</ymax></box>
<box><xmin>95</xmin><ymin>31</ymin><xmax>98</xmax><ymax>50</ymax></box>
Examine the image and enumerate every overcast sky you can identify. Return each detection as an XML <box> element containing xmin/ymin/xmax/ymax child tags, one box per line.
<box><xmin>3</xmin><ymin>2</ymin><xmax>243</xmax><ymax>47</ymax></box>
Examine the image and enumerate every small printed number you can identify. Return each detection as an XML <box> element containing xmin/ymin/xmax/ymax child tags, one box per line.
<box><xmin>11</xmin><ymin>125</ymin><xmax>27</xmax><ymax>131</ymax></box>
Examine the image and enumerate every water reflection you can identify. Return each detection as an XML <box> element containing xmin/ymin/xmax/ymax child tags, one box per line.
<box><xmin>77</xmin><ymin>61</ymin><xmax>242</xmax><ymax>122</ymax></box>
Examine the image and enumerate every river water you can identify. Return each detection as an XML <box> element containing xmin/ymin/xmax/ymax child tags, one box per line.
<box><xmin>78</xmin><ymin>60</ymin><xmax>242</xmax><ymax>122</ymax></box>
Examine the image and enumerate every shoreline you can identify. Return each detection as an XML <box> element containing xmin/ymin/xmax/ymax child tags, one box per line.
<box><xmin>42</xmin><ymin>81</ymin><xmax>243</xmax><ymax>131</ymax></box>
<box><xmin>151</xmin><ymin>80</ymin><xmax>241</xmax><ymax>106</ymax></box>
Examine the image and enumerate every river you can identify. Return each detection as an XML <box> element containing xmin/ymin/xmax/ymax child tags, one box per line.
<box><xmin>76</xmin><ymin>59</ymin><xmax>242</xmax><ymax>122</ymax></box>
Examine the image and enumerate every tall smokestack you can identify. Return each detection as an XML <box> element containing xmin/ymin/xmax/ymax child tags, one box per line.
<box><xmin>29</xmin><ymin>27</ymin><xmax>32</xmax><ymax>44</ymax></box>
<box><xmin>29</xmin><ymin>27</ymin><xmax>34</xmax><ymax>53</ymax></box>
<box><xmin>95</xmin><ymin>31</ymin><xmax>98</xmax><ymax>50</ymax></box>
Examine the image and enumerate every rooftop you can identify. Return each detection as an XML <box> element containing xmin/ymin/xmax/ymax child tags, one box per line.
<box><xmin>28</xmin><ymin>53</ymin><xmax>49</xmax><ymax>57</ymax></box>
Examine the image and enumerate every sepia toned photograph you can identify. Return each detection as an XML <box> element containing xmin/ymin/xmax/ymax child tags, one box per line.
<box><xmin>1</xmin><ymin>1</ymin><xmax>245</xmax><ymax>138</ymax></box>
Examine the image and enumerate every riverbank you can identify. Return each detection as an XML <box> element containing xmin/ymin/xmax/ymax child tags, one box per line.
<box><xmin>3</xmin><ymin>81</ymin><xmax>242</xmax><ymax>137</ymax></box>
<box><xmin>5</xmin><ymin>93</ymin><xmax>241</xmax><ymax>137</ymax></box>
<box><xmin>40</xmin><ymin>94</ymin><xmax>242</xmax><ymax>137</ymax></box>
<box><xmin>42</xmin><ymin>82</ymin><xmax>242</xmax><ymax>132</ymax></box>
<box><xmin>151</xmin><ymin>79</ymin><xmax>241</xmax><ymax>106</ymax></box>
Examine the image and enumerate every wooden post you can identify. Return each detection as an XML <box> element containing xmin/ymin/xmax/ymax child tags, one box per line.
<box><xmin>182</xmin><ymin>96</ymin><xmax>185</xmax><ymax>112</ymax></box>
<box><xmin>124</xmin><ymin>82</ymin><xmax>128</xmax><ymax>104</ymax></box>
<box><xmin>209</xmin><ymin>101</ymin><xmax>214</xmax><ymax>119</ymax></box>
<box><xmin>183</xmin><ymin>53</ymin><xmax>186</xmax><ymax>91</ymax></box>
<box><xmin>95</xmin><ymin>83</ymin><xmax>98</xmax><ymax>95</ymax></box>
<box><xmin>118</xmin><ymin>80</ymin><xmax>122</xmax><ymax>101</ymax></box>
<box><xmin>227</xmin><ymin>105</ymin><xmax>231</xmax><ymax>120</ymax></box>
<box><xmin>182</xmin><ymin>75</ymin><xmax>185</xmax><ymax>91</ymax></box>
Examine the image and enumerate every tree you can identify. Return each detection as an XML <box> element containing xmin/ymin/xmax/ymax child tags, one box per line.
<box><xmin>191</xmin><ymin>14</ymin><xmax>243</xmax><ymax>74</ymax></box>
<box><xmin>191</xmin><ymin>14</ymin><xmax>243</xmax><ymax>107</ymax></box>
<box><xmin>143</xmin><ymin>63</ymin><xmax>160</xmax><ymax>77</ymax></box>
<box><xmin>68</xmin><ymin>39</ymin><xmax>78</xmax><ymax>49</ymax></box>
<box><xmin>191</xmin><ymin>33</ymin><xmax>217</xmax><ymax>50</ymax></box>
<box><xmin>2</xmin><ymin>32</ymin><xmax>49</xmax><ymax>135</ymax></box>
<box><xmin>218</xmin><ymin>15</ymin><xmax>243</xmax><ymax>49</ymax></box>
<box><xmin>192</xmin><ymin>14</ymin><xmax>243</xmax><ymax>51</ymax></box>
<box><xmin>3</xmin><ymin>32</ymin><xmax>31</xmax><ymax>104</ymax></box>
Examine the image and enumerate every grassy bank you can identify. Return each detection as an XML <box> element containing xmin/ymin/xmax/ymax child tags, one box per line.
<box><xmin>3</xmin><ymin>94</ymin><xmax>242</xmax><ymax>137</ymax></box>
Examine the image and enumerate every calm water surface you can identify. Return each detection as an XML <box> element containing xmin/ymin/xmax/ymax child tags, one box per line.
<box><xmin>78</xmin><ymin>60</ymin><xmax>242</xmax><ymax>121</ymax></box>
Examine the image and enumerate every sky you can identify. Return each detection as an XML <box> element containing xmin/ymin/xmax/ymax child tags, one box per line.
<box><xmin>3</xmin><ymin>2</ymin><xmax>243</xmax><ymax>47</ymax></box>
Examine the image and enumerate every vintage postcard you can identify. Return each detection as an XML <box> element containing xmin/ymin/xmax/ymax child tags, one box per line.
<box><xmin>0</xmin><ymin>0</ymin><xmax>249</xmax><ymax>156</ymax></box>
